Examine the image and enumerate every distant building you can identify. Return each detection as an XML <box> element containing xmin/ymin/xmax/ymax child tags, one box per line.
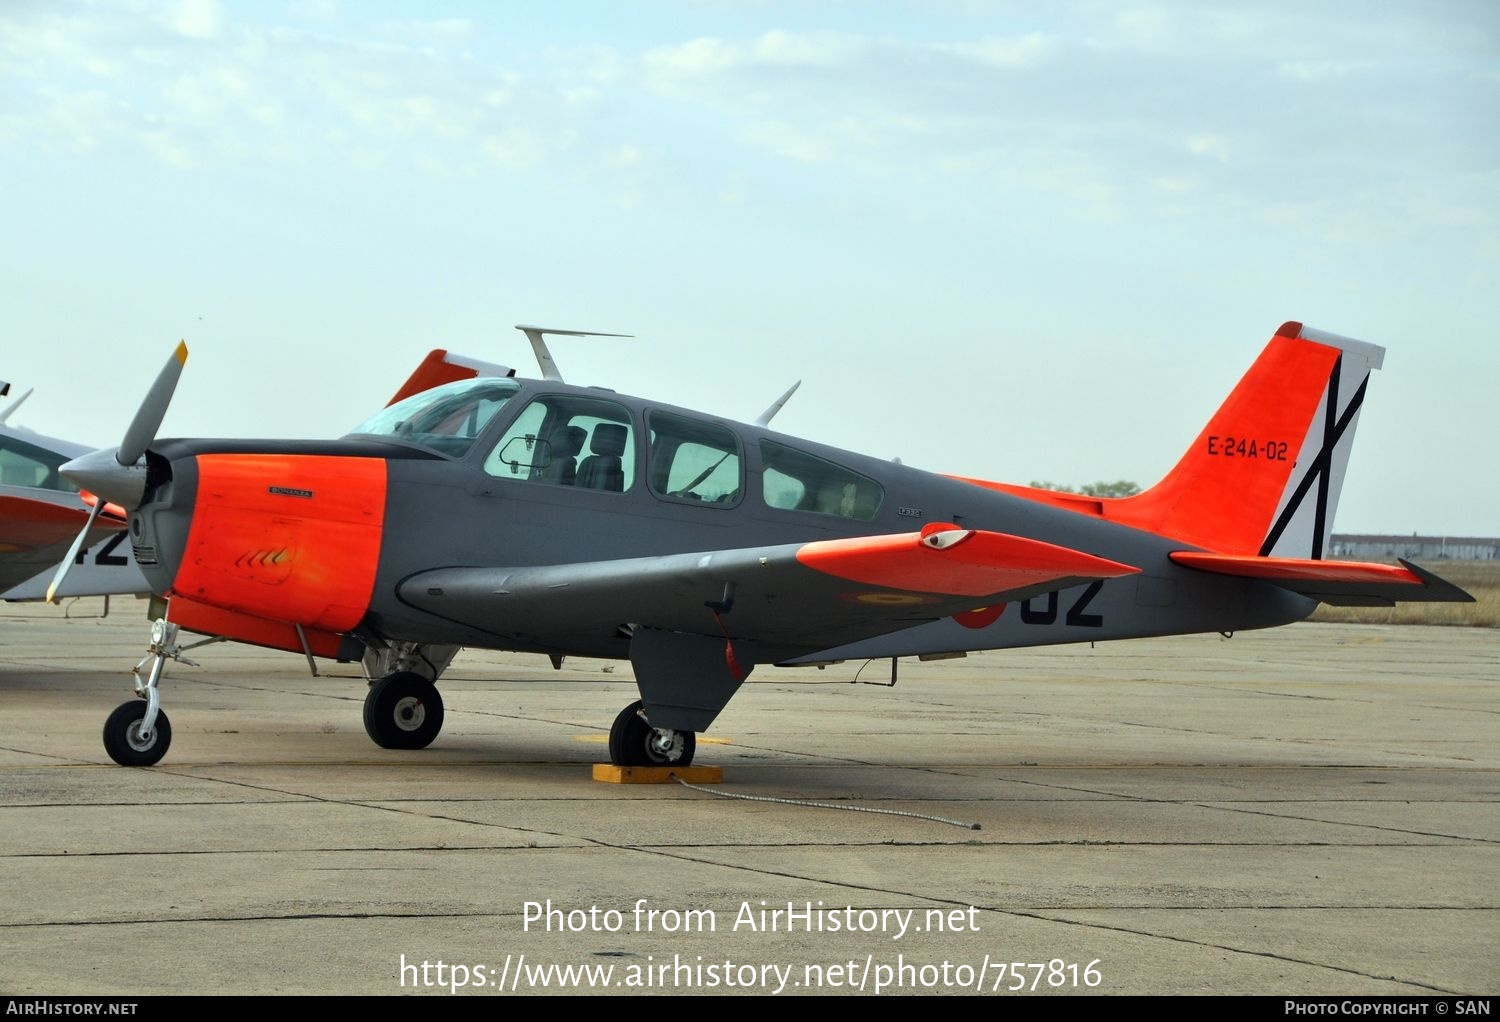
<box><xmin>1330</xmin><ymin>535</ymin><xmax>1499</xmax><ymax>561</ymax></box>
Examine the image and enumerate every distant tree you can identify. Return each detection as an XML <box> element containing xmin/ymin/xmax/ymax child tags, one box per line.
<box><xmin>1029</xmin><ymin>480</ymin><xmax>1142</xmax><ymax>497</ymax></box>
<box><xmin>1079</xmin><ymin>480</ymin><xmax>1141</xmax><ymax>498</ymax></box>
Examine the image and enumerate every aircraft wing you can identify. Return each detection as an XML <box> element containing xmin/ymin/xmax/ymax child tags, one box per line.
<box><xmin>0</xmin><ymin>486</ymin><xmax>117</xmax><ymax>592</ymax></box>
<box><xmin>398</xmin><ymin>526</ymin><xmax>1140</xmax><ymax>660</ymax></box>
<box><xmin>1169</xmin><ymin>551</ymin><xmax>1473</xmax><ymax>607</ymax></box>
<box><xmin>0</xmin><ymin>486</ymin><xmax>148</xmax><ymax>598</ymax></box>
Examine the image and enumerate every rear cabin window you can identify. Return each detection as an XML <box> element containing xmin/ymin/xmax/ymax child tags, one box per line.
<box><xmin>647</xmin><ymin>411</ymin><xmax>741</xmax><ymax>507</ymax></box>
<box><xmin>759</xmin><ymin>441</ymin><xmax>883</xmax><ymax>521</ymax></box>
<box><xmin>483</xmin><ymin>395</ymin><xmax>636</xmax><ymax>492</ymax></box>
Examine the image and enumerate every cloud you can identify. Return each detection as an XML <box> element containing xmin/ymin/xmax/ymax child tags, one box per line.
<box><xmin>1187</xmin><ymin>135</ymin><xmax>1233</xmax><ymax>164</ymax></box>
<box><xmin>0</xmin><ymin>3</ymin><xmax>1492</xmax><ymax>250</ymax></box>
<box><xmin>0</xmin><ymin>3</ymin><xmax>594</xmax><ymax>177</ymax></box>
<box><xmin>165</xmin><ymin>0</ymin><xmax>224</xmax><ymax>40</ymax></box>
<box><xmin>944</xmin><ymin>33</ymin><xmax>1057</xmax><ymax>68</ymax></box>
<box><xmin>1277</xmin><ymin>59</ymin><xmax>1369</xmax><ymax>83</ymax></box>
<box><xmin>629</xmin><ymin>15</ymin><xmax>1497</xmax><ymax>242</ymax></box>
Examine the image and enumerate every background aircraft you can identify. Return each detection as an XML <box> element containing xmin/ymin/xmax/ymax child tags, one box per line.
<box><xmin>46</xmin><ymin>323</ymin><xmax>1470</xmax><ymax>769</ymax></box>
<box><xmin>0</xmin><ymin>381</ymin><xmax>149</xmax><ymax>601</ymax></box>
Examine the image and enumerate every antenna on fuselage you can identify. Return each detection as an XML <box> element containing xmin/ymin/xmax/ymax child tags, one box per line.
<box><xmin>755</xmin><ymin>380</ymin><xmax>802</xmax><ymax>427</ymax></box>
<box><xmin>0</xmin><ymin>386</ymin><xmax>33</xmax><ymax>425</ymax></box>
<box><xmin>514</xmin><ymin>325</ymin><xmax>632</xmax><ymax>384</ymax></box>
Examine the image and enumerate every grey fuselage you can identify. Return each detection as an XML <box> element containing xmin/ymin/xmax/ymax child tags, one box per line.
<box><xmin>129</xmin><ymin>374</ymin><xmax>1314</xmax><ymax>667</ymax></box>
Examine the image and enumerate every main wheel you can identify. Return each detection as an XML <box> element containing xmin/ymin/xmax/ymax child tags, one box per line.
<box><xmin>103</xmin><ymin>700</ymin><xmax>173</xmax><ymax>767</ymax></box>
<box><xmin>364</xmin><ymin>671</ymin><xmax>444</xmax><ymax>750</ymax></box>
<box><xmin>608</xmin><ymin>699</ymin><xmax>696</xmax><ymax>767</ymax></box>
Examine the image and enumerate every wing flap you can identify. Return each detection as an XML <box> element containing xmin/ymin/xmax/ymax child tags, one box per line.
<box><xmin>1170</xmin><ymin>551</ymin><xmax>1474</xmax><ymax>606</ymax></box>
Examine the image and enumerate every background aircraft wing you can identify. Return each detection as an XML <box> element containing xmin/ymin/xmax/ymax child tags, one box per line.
<box><xmin>398</xmin><ymin>526</ymin><xmax>1139</xmax><ymax>661</ymax></box>
<box><xmin>0</xmin><ymin>486</ymin><xmax>148</xmax><ymax>598</ymax></box>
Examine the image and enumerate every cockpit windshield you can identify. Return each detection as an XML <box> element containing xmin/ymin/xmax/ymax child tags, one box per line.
<box><xmin>347</xmin><ymin>377</ymin><xmax>523</xmax><ymax>457</ymax></box>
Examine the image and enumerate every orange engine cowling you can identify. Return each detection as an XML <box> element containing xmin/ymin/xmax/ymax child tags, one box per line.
<box><xmin>167</xmin><ymin>454</ymin><xmax>387</xmax><ymax>633</ymax></box>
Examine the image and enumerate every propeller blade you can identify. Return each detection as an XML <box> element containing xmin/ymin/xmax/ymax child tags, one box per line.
<box><xmin>117</xmin><ymin>341</ymin><xmax>188</xmax><ymax>466</ymax></box>
<box><xmin>45</xmin><ymin>498</ymin><xmax>105</xmax><ymax>604</ymax></box>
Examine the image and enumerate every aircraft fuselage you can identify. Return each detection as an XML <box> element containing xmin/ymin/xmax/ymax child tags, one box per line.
<box><xmin>130</xmin><ymin>376</ymin><xmax>1311</xmax><ymax>667</ymax></box>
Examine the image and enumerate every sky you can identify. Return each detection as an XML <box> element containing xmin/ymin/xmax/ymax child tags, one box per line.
<box><xmin>2</xmin><ymin>0</ymin><xmax>1497</xmax><ymax>535</ymax></box>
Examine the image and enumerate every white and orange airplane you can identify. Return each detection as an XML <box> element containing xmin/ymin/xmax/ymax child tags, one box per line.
<box><xmin>0</xmin><ymin>381</ymin><xmax>149</xmax><ymax>601</ymax></box>
<box><xmin>43</xmin><ymin>323</ymin><xmax>1471</xmax><ymax>769</ymax></box>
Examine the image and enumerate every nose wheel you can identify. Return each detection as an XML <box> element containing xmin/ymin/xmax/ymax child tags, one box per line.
<box><xmin>609</xmin><ymin>700</ymin><xmax>696</xmax><ymax>767</ymax></box>
<box><xmin>364</xmin><ymin>671</ymin><xmax>445</xmax><ymax>749</ymax></box>
<box><xmin>103</xmin><ymin>700</ymin><xmax>173</xmax><ymax>767</ymax></box>
<box><xmin>103</xmin><ymin>617</ymin><xmax>201</xmax><ymax>767</ymax></box>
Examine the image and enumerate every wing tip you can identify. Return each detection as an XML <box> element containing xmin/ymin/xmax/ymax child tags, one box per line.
<box><xmin>1397</xmin><ymin>559</ymin><xmax>1476</xmax><ymax>603</ymax></box>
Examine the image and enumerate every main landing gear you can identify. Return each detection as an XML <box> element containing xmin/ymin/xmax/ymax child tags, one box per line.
<box><xmin>360</xmin><ymin>641</ymin><xmax>457</xmax><ymax>750</ymax></box>
<box><xmin>103</xmin><ymin>618</ymin><xmax>201</xmax><ymax>767</ymax></box>
<box><xmin>608</xmin><ymin>700</ymin><xmax>696</xmax><ymax>767</ymax></box>
<box><xmin>363</xmin><ymin>672</ymin><xmax>444</xmax><ymax>749</ymax></box>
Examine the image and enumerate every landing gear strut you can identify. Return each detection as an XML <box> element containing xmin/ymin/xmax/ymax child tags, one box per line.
<box><xmin>103</xmin><ymin>618</ymin><xmax>200</xmax><ymax>767</ymax></box>
<box><xmin>608</xmin><ymin>700</ymin><xmax>696</xmax><ymax>767</ymax></box>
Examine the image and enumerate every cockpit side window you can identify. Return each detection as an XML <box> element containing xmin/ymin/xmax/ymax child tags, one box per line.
<box><xmin>0</xmin><ymin>435</ymin><xmax>77</xmax><ymax>492</ymax></box>
<box><xmin>760</xmin><ymin>440</ymin><xmax>883</xmax><ymax>521</ymax></box>
<box><xmin>483</xmin><ymin>395</ymin><xmax>635</xmax><ymax>492</ymax></box>
<box><xmin>647</xmin><ymin>411</ymin><xmax>741</xmax><ymax>508</ymax></box>
<box><xmin>348</xmin><ymin>378</ymin><xmax>522</xmax><ymax>457</ymax></box>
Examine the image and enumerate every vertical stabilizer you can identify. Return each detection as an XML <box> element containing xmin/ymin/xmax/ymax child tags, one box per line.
<box><xmin>1111</xmin><ymin>322</ymin><xmax>1384</xmax><ymax>556</ymax></box>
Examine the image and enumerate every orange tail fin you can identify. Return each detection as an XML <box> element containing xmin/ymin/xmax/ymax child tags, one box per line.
<box><xmin>1111</xmin><ymin>322</ymin><xmax>1384</xmax><ymax>555</ymax></box>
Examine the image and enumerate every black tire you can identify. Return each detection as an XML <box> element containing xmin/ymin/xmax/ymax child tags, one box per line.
<box><xmin>364</xmin><ymin>671</ymin><xmax>444</xmax><ymax>750</ymax></box>
<box><xmin>103</xmin><ymin>700</ymin><xmax>172</xmax><ymax>767</ymax></box>
<box><xmin>608</xmin><ymin>699</ymin><xmax>696</xmax><ymax>767</ymax></box>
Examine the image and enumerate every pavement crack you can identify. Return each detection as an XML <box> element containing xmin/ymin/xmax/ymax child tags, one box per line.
<box><xmin>1183</xmin><ymin>802</ymin><xmax>1498</xmax><ymax>845</ymax></box>
<box><xmin>1002</xmin><ymin>909</ymin><xmax>1462</xmax><ymax>994</ymax></box>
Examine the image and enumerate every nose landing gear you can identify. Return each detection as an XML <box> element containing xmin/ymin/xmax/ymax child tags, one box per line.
<box><xmin>102</xmin><ymin>618</ymin><xmax>205</xmax><ymax>767</ymax></box>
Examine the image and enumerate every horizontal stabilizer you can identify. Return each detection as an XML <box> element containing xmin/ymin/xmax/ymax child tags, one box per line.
<box><xmin>1170</xmin><ymin>551</ymin><xmax>1474</xmax><ymax>607</ymax></box>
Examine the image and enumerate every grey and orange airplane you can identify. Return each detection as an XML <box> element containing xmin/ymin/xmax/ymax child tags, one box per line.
<box><xmin>47</xmin><ymin>324</ymin><xmax>1471</xmax><ymax>768</ymax></box>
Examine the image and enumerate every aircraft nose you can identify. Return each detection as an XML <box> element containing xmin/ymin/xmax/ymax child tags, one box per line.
<box><xmin>60</xmin><ymin>446</ymin><xmax>149</xmax><ymax>510</ymax></box>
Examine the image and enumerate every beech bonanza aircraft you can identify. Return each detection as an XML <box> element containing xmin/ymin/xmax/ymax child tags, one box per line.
<box><xmin>46</xmin><ymin>323</ymin><xmax>1470</xmax><ymax>768</ymax></box>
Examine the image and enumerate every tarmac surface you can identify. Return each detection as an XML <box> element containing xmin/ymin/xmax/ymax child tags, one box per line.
<box><xmin>1</xmin><ymin>599</ymin><xmax>1496</xmax><ymax>996</ymax></box>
